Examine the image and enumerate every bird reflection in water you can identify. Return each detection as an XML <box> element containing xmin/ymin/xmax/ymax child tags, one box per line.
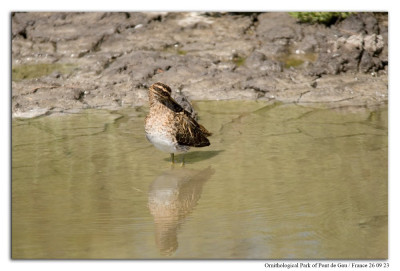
<box><xmin>148</xmin><ymin>167</ymin><xmax>215</xmax><ymax>256</ymax></box>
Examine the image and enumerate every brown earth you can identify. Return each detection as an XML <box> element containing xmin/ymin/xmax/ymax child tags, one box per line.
<box><xmin>11</xmin><ymin>12</ymin><xmax>388</xmax><ymax>118</ymax></box>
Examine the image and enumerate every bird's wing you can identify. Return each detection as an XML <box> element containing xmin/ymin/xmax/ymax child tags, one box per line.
<box><xmin>175</xmin><ymin>112</ymin><xmax>210</xmax><ymax>147</ymax></box>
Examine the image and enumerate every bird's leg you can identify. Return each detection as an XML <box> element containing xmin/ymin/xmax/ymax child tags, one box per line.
<box><xmin>181</xmin><ymin>154</ymin><xmax>185</xmax><ymax>167</ymax></box>
<box><xmin>170</xmin><ymin>153</ymin><xmax>175</xmax><ymax>164</ymax></box>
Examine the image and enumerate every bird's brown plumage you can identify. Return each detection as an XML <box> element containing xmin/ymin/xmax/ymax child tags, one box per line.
<box><xmin>146</xmin><ymin>82</ymin><xmax>211</xmax><ymax>149</ymax></box>
<box><xmin>174</xmin><ymin>111</ymin><xmax>211</xmax><ymax>147</ymax></box>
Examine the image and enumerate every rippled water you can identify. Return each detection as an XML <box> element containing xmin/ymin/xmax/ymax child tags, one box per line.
<box><xmin>12</xmin><ymin>101</ymin><xmax>388</xmax><ymax>259</ymax></box>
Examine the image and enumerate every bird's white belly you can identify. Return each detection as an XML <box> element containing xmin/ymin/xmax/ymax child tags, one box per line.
<box><xmin>146</xmin><ymin>133</ymin><xmax>189</xmax><ymax>153</ymax></box>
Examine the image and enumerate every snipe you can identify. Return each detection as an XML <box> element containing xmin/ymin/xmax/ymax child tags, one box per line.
<box><xmin>144</xmin><ymin>82</ymin><xmax>212</xmax><ymax>165</ymax></box>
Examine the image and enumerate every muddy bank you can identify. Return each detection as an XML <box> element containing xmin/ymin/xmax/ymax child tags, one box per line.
<box><xmin>11</xmin><ymin>12</ymin><xmax>388</xmax><ymax>118</ymax></box>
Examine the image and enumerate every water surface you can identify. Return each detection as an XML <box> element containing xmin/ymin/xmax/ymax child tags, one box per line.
<box><xmin>12</xmin><ymin>101</ymin><xmax>388</xmax><ymax>259</ymax></box>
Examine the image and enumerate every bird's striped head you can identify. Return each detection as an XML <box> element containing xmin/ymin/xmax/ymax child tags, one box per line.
<box><xmin>149</xmin><ymin>82</ymin><xmax>172</xmax><ymax>101</ymax></box>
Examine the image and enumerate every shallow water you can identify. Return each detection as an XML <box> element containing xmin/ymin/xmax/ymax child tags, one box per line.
<box><xmin>12</xmin><ymin>101</ymin><xmax>388</xmax><ymax>259</ymax></box>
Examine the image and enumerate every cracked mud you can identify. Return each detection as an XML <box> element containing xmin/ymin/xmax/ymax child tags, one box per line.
<box><xmin>11</xmin><ymin>12</ymin><xmax>388</xmax><ymax>118</ymax></box>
